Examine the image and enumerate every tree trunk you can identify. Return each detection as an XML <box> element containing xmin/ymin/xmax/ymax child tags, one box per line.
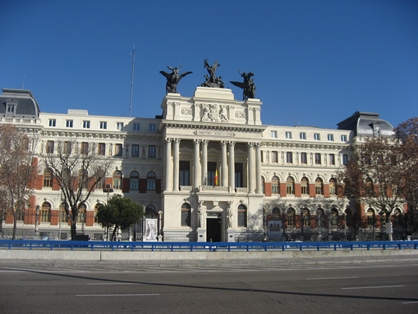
<box><xmin>12</xmin><ymin>212</ymin><xmax>17</xmax><ymax>240</ymax></box>
<box><xmin>111</xmin><ymin>225</ymin><xmax>118</xmax><ymax>241</ymax></box>
<box><xmin>71</xmin><ymin>223</ymin><xmax>77</xmax><ymax>240</ymax></box>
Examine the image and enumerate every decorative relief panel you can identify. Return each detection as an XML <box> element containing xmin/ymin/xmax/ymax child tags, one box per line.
<box><xmin>181</xmin><ymin>108</ymin><xmax>192</xmax><ymax>115</ymax></box>
<box><xmin>201</xmin><ymin>104</ymin><xmax>228</xmax><ymax>122</ymax></box>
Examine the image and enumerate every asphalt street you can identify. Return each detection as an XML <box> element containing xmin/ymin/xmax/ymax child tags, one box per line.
<box><xmin>0</xmin><ymin>259</ymin><xmax>417</xmax><ymax>314</ymax></box>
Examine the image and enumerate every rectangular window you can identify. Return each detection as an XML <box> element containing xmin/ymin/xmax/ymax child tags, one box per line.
<box><xmin>149</xmin><ymin>145</ymin><xmax>156</xmax><ymax>158</ymax></box>
<box><xmin>285</xmin><ymin>131</ymin><xmax>292</xmax><ymax>139</ymax></box>
<box><xmin>271</xmin><ymin>151</ymin><xmax>278</xmax><ymax>163</ymax></box>
<box><xmin>66</xmin><ymin>120</ymin><xmax>73</xmax><ymax>128</ymax></box>
<box><xmin>49</xmin><ymin>119</ymin><xmax>56</xmax><ymax>127</ymax></box>
<box><xmin>100</xmin><ymin>121</ymin><xmax>107</xmax><ymax>129</ymax></box>
<box><xmin>149</xmin><ymin>123</ymin><xmax>157</xmax><ymax>132</ymax></box>
<box><xmin>116</xmin><ymin>122</ymin><xmax>124</xmax><ymax>130</ymax></box>
<box><xmin>301</xmin><ymin>152</ymin><xmax>307</xmax><ymax>164</ymax></box>
<box><xmin>133</xmin><ymin>123</ymin><xmax>140</xmax><ymax>131</ymax></box>
<box><xmin>327</xmin><ymin>134</ymin><xmax>334</xmax><ymax>141</ymax></box>
<box><xmin>300</xmin><ymin>132</ymin><xmax>306</xmax><ymax>140</ymax></box>
<box><xmin>115</xmin><ymin>144</ymin><xmax>123</xmax><ymax>156</ymax></box>
<box><xmin>81</xmin><ymin>142</ymin><xmax>88</xmax><ymax>155</ymax></box>
<box><xmin>342</xmin><ymin>154</ymin><xmax>348</xmax><ymax>165</ymax></box>
<box><xmin>131</xmin><ymin>144</ymin><xmax>139</xmax><ymax>157</ymax></box>
<box><xmin>207</xmin><ymin>162</ymin><xmax>217</xmax><ymax>186</ymax></box>
<box><xmin>179</xmin><ymin>161</ymin><xmax>190</xmax><ymax>186</ymax></box>
<box><xmin>83</xmin><ymin>120</ymin><xmax>90</xmax><ymax>129</ymax></box>
<box><xmin>286</xmin><ymin>152</ymin><xmax>293</xmax><ymax>163</ymax></box>
<box><xmin>64</xmin><ymin>141</ymin><xmax>72</xmax><ymax>155</ymax></box>
<box><xmin>314</xmin><ymin>133</ymin><xmax>320</xmax><ymax>140</ymax></box>
<box><xmin>46</xmin><ymin>141</ymin><xmax>54</xmax><ymax>154</ymax></box>
<box><xmin>98</xmin><ymin>143</ymin><xmax>106</xmax><ymax>155</ymax></box>
<box><xmin>341</xmin><ymin>135</ymin><xmax>347</xmax><ymax>142</ymax></box>
<box><xmin>147</xmin><ymin>179</ymin><xmax>156</xmax><ymax>191</ymax></box>
<box><xmin>271</xmin><ymin>130</ymin><xmax>277</xmax><ymax>138</ymax></box>
<box><xmin>130</xmin><ymin>178</ymin><xmax>138</xmax><ymax>190</ymax></box>
<box><xmin>315</xmin><ymin>153</ymin><xmax>321</xmax><ymax>164</ymax></box>
<box><xmin>235</xmin><ymin>163</ymin><xmax>243</xmax><ymax>188</ymax></box>
<box><xmin>329</xmin><ymin>154</ymin><xmax>335</xmax><ymax>165</ymax></box>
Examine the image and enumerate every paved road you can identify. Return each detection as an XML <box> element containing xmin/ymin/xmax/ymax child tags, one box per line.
<box><xmin>1</xmin><ymin>258</ymin><xmax>418</xmax><ymax>314</ymax></box>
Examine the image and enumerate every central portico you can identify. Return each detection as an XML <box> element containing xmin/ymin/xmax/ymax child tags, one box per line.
<box><xmin>160</xmin><ymin>87</ymin><xmax>266</xmax><ymax>242</ymax></box>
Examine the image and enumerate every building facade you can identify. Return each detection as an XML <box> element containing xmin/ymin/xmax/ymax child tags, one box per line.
<box><xmin>0</xmin><ymin>87</ymin><xmax>408</xmax><ymax>241</ymax></box>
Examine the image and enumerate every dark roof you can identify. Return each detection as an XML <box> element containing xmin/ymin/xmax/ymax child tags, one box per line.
<box><xmin>337</xmin><ymin>111</ymin><xmax>393</xmax><ymax>137</ymax></box>
<box><xmin>0</xmin><ymin>88</ymin><xmax>40</xmax><ymax>118</ymax></box>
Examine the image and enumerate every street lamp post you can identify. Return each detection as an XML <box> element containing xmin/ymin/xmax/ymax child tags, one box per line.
<box><xmin>158</xmin><ymin>210</ymin><xmax>163</xmax><ymax>242</ymax></box>
<box><xmin>34</xmin><ymin>205</ymin><xmax>40</xmax><ymax>236</ymax></box>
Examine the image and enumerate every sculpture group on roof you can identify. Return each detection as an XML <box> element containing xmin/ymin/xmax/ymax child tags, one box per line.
<box><xmin>159</xmin><ymin>59</ymin><xmax>256</xmax><ymax>99</ymax></box>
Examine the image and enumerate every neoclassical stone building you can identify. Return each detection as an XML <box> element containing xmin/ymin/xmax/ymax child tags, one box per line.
<box><xmin>1</xmin><ymin>87</ymin><xmax>405</xmax><ymax>241</ymax></box>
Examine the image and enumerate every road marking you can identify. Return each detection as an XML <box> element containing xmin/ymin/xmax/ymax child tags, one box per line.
<box><xmin>77</xmin><ymin>294</ymin><xmax>159</xmax><ymax>297</ymax></box>
<box><xmin>342</xmin><ymin>285</ymin><xmax>405</xmax><ymax>290</ymax></box>
<box><xmin>86</xmin><ymin>282</ymin><xmax>140</xmax><ymax>285</ymax></box>
<box><xmin>402</xmin><ymin>301</ymin><xmax>418</xmax><ymax>304</ymax></box>
<box><xmin>306</xmin><ymin>276</ymin><xmax>360</xmax><ymax>280</ymax></box>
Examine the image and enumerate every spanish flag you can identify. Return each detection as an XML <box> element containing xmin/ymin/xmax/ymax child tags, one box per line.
<box><xmin>214</xmin><ymin>169</ymin><xmax>219</xmax><ymax>186</ymax></box>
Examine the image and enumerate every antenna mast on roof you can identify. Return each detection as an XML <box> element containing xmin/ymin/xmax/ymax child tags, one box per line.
<box><xmin>129</xmin><ymin>44</ymin><xmax>136</xmax><ymax>117</ymax></box>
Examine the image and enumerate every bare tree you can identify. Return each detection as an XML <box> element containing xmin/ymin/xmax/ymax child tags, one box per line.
<box><xmin>337</xmin><ymin>137</ymin><xmax>406</xmax><ymax>240</ymax></box>
<box><xmin>395</xmin><ymin>117</ymin><xmax>418</xmax><ymax>232</ymax></box>
<box><xmin>0</xmin><ymin>124</ymin><xmax>38</xmax><ymax>239</ymax></box>
<box><xmin>40</xmin><ymin>139</ymin><xmax>113</xmax><ymax>240</ymax></box>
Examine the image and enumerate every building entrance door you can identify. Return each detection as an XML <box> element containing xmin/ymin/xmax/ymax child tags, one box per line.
<box><xmin>206</xmin><ymin>218</ymin><xmax>222</xmax><ymax>242</ymax></box>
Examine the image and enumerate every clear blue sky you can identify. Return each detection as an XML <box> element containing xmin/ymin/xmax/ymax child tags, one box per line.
<box><xmin>1</xmin><ymin>0</ymin><xmax>417</xmax><ymax>128</ymax></box>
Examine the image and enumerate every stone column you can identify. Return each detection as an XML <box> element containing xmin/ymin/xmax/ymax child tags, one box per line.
<box><xmin>193</xmin><ymin>139</ymin><xmax>201</xmax><ymax>190</ymax></box>
<box><xmin>164</xmin><ymin>138</ymin><xmax>172</xmax><ymax>191</ymax></box>
<box><xmin>255</xmin><ymin>142</ymin><xmax>262</xmax><ymax>194</ymax></box>
<box><xmin>201</xmin><ymin>140</ymin><xmax>208</xmax><ymax>185</ymax></box>
<box><xmin>173</xmin><ymin>138</ymin><xmax>180</xmax><ymax>191</ymax></box>
<box><xmin>248</xmin><ymin>142</ymin><xmax>255</xmax><ymax>194</ymax></box>
<box><xmin>221</xmin><ymin>141</ymin><xmax>228</xmax><ymax>187</ymax></box>
<box><xmin>228</xmin><ymin>141</ymin><xmax>235</xmax><ymax>191</ymax></box>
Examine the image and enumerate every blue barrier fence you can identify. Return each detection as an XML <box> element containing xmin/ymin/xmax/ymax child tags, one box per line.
<box><xmin>0</xmin><ymin>239</ymin><xmax>417</xmax><ymax>252</ymax></box>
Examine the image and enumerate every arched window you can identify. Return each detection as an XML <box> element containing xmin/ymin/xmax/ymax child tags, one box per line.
<box><xmin>94</xmin><ymin>203</ymin><xmax>100</xmax><ymax>223</ymax></box>
<box><xmin>286</xmin><ymin>177</ymin><xmax>294</xmax><ymax>195</ymax></box>
<box><xmin>43</xmin><ymin>168</ymin><xmax>53</xmax><ymax>187</ymax></box>
<box><xmin>181</xmin><ymin>203</ymin><xmax>191</xmax><ymax>227</ymax></box>
<box><xmin>366</xmin><ymin>208</ymin><xmax>375</xmax><ymax>226</ymax></box>
<box><xmin>329</xmin><ymin>178</ymin><xmax>336</xmax><ymax>195</ymax></box>
<box><xmin>301</xmin><ymin>208</ymin><xmax>310</xmax><ymax>227</ymax></box>
<box><xmin>272</xmin><ymin>176</ymin><xmax>279</xmax><ymax>194</ymax></box>
<box><xmin>316</xmin><ymin>208</ymin><xmax>325</xmax><ymax>228</ymax></box>
<box><xmin>78</xmin><ymin>169</ymin><xmax>88</xmax><ymax>189</ymax></box>
<box><xmin>261</xmin><ymin>177</ymin><xmax>265</xmax><ymax>194</ymax></box>
<box><xmin>147</xmin><ymin>171</ymin><xmax>156</xmax><ymax>191</ymax></box>
<box><xmin>113</xmin><ymin>170</ymin><xmax>122</xmax><ymax>190</ymax></box>
<box><xmin>95</xmin><ymin>169</ymin><xmax>105</xmax><ymax>189</ymax></box>
<box><xmin>77</xmin><ymin>204</ymin><xmax>86</xmax><ymax>223</ymax></box>
<box><xmin>330</xmin><ymin>208</ymin><xmax>339</xmax><ymax>226</ymax></box>
<box><xmin>130</xmin><ymin>171</ymin><xmax>139</xmax><ymax>190</ymax></box>
<box><xmin>287</xmin><ymin>208</ymin><xmax>295</xmax><ymax>226</ymax></box>
<box><xmin>145</xmin><ymin>205</ymin><xmax>157</xmax><ymax>218</ymax></box>
<box><xmin>272</xmin><ymin>207</ymin><xmax>280</xmax><ymax>218</ymax></box>
<box><xmin>365</xmin><ymin>177</ymin><xmax>374</xmax><ymax>195</ymax></box>
<box><xmin>59</xmin><ymin>202</ymin><xmax>67</xmax><ymax>223</ymax></box>
<box><xmin>40</xmin><ymin>202</ymin><xmax>51</xmax><ymax>222</ymax></box>
<box><xmin>301</xmin><ymin>177</ymin><xmax>309</xmax><ymax>195</ymax></box>
<box><xmin>238</xmin><ymin>204</ymin><xmax>247</xmax><ymax>227</ymax></box>
<box><xmin>315</xmin><ymin>177</ymin><xmax>323</xmax><ymax>195</ymax></box>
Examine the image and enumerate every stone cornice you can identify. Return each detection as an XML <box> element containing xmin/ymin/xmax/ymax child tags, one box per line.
<box><xmin>161</xmin><ymin>120</ymin><xmax>266</xmax><ymax>133</ymax></box>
